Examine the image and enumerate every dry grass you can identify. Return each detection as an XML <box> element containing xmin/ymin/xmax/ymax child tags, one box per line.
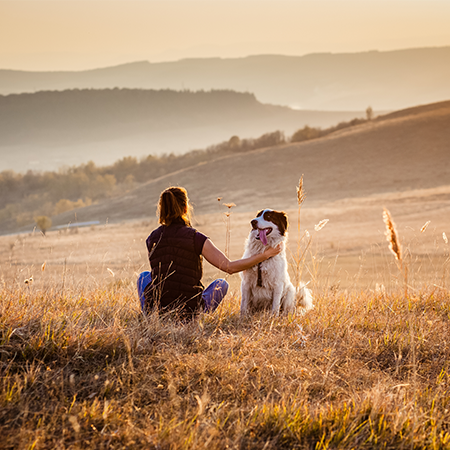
<box><xmin>1</xmin><ymin>281</ymin><xmax>450</xmax><ymax>449</ymax></box>
<box><xmin>1</xmin><ymin>189</ymin><xmax>449</xmax><ymax>448</ymax></box>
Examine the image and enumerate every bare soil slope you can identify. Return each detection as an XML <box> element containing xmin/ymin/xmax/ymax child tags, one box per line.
<box><xmin>53</xmin><ymin>100</ymin><xmax>450</xmax><ymax>225</ymax></box>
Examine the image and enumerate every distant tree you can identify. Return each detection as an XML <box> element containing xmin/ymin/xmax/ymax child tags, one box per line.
<box><xmin>54</xmin><ymin>199</ymin><xmax>75</xmax><ymax>215</ymax></box>
<box><xmin>253</xmin><ymin>130</ymin><xmax>285</xmax><ymax>148</ymax></box>
<box><xmin>53</xmin><ymin>198</ymin><xmax>87</xmax><ymax>215</ymax></box>
<box><xmin>366</xmin><ymin>106</ymin><xmax>374</xmax><ymax>121</ymax></box>
<box><xmin>111</xmin><ymin>156</ymin><xmax>139</xmax><ymax>182</ymax></box>
<box><xmin>35</xmin><ymin>216</ymin><xmax>52</xmax><ymax>235</ymax></box>
<box><xmin>228</xmin><ymin>135</ymin><xmax>241</xmax><ymax>150</ymax></box>
<box><xmin>291</xmin><ymin>126</ymin><xmax>321</xmax><ymax>143</ymax></box>
<box><xmin>123</xmin><ymin>174</ymin><xmax>136</xmax><ymax>192</ymax></box>
<box><xmin>87</xmin><ymin>174</ymin><xmax>116</xmax><ymax>199</ymax></box>
<box><xmin>16</xmin><ymin>213</ymin><xmax>32</xmax><ymax>227</ymax></box>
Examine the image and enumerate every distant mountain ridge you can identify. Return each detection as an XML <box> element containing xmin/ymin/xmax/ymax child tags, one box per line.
<box><xmin>0</xmin><ymin>88</ymin><xmax>363</xmax><ymax>172</ymax></box>
<box><xmin>1</xmin><ymin>47</ymin><xmax>450</xmax><ymax>110</ymax></box>
<box><xmin>0</xmin><ymin>89</ymin><xmax>265</xmax><ymax>145</ymax></box>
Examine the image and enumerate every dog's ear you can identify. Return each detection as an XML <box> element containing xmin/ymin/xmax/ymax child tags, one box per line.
<box><xmin>273</xmin><ymin>211</ymin><xmax>288</xmax><ymax>235</ymax></box>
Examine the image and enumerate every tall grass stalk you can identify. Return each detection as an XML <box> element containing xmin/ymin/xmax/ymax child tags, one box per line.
<box><xmin>294</xmin><ymin>176</ymin><xmax>310</xmax><ymax>288</ymax></box>
<box><xmin>382</xmin><ymin>207</ymin><xmax>416</xmax><ymax>450</ymax></box>
<box><xmin>382</xmin><ymin>208</ymin><xmax>408</xmax><ymax>297</ymax></box>
<box><xmin>223</xmin><ymin>203</ymin><xmax>236</xmax><ymax>259</ymax></box>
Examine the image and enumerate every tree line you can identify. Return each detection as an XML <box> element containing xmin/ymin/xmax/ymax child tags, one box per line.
<box><xmin>0</xmin><ymin>111</ymin><xmax>372</xmax><ymax>233</ymax></box>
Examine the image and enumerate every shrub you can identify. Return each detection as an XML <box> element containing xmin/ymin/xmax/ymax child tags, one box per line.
<box><xmin>35</xmin><ymin>215</ymin><xmax>52</xmax><ymax>235</ymax></box>
<box><xmin>291</xmin><ymin>125</ymin><xmax>322</xmax><ymax>143</ymax></box>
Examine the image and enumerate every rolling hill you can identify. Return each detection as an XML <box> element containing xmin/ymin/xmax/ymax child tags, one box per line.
<box><xmin>0</xmin><ymin>89</ymin><xmax>363</xmax><ymax>172</ymax></box>
<box><xmin>51</xmin><ymin>99</ymin><xmax>450</xmax><ymax>227</ymax></box>
<box><xmin>1</xmin><ymin>47</ymin><xmax>450</xmax><ymax>111</ymax></box>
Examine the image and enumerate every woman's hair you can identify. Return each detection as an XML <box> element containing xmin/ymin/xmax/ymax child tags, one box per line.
<box><xmin>158</xmin><ymin>186</ymin><xmax>192</xmax><ymax>226</ymax></box>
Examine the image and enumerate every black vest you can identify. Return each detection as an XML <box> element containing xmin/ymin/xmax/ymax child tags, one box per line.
<box><xmin>144</xmin><ymin>221</ymin><xmax>204</xmax><ymax>316</ymax></box>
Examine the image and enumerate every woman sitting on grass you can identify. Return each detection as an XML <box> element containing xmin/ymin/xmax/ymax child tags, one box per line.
<box><xmin>137</xmin><ymin>186</ymin><xmax>281</xmax><ymax>319</ymax></box>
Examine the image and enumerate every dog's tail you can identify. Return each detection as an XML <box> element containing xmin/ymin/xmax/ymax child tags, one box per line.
<box><xmin>297</xmin><ymin>282</ymin><xmax>314</xmax><ymax>311</ymax></box>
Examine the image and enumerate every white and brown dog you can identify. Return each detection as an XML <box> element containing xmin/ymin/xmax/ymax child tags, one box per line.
<box><xmin>240</xmin><ymin>209</ymin><xmax>313</xmax><ymax>315</ymax></box>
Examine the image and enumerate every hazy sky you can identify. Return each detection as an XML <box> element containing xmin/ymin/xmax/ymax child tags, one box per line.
<box><xmin>1</xmin><ymin>0</ymin><xmax>450</xmax><ymax>71</ymax></box>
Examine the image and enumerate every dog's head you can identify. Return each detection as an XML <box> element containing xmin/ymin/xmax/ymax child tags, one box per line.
<box><xmin>250</xmin><ymin>209</ymin><xmax>288</xmax><ymax>246</ymax></box>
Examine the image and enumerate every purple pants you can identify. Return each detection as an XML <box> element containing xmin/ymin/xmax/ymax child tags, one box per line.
<box><xmin>137</xmin><ymin>271</ymin><xmax>229</xmax><ymax>314</ymax></box>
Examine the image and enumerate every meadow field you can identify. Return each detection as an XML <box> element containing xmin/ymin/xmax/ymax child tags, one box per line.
<box><xmin>1</xmin><ymin>195</ymin><xmax>449</xmax><ymax>449</ymax></box>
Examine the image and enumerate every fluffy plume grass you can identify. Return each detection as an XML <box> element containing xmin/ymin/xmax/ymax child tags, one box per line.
<box><xmin>383</xmin><ymin>208</ymin><xmax>402</xmax><ymax>262</ymax></box>
<box><xmin>382</xmin><ymin>208</ymin><xmax>408</xmax><ymax>297</ymax></box>
<box><xmin>296</xmin><ymin>176</ymin><xmax>306</xmax><ymax>207</ymax></box>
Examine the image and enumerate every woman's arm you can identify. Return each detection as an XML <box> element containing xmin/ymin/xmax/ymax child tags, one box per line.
<box><xmin>202</xmin><ymin>239</ymin><xmax>282</xmax><ymax>275</ymax></box>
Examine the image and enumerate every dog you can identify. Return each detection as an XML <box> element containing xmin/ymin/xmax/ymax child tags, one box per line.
<box><xmin>240</xmin><ymin>209</ymin><xmax>313</xmax><ymax>315</ymax></box>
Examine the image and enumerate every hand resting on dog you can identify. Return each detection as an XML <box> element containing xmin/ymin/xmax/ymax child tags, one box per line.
<box><xmin>202</xmin><ymin>239</ymin><xmax>282</xmax><ymax>275</ymax></box>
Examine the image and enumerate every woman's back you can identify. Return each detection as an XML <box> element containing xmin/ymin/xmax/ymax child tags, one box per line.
<box><xmin>145</xmin><ymin>219</ymin><xmax>207</xmax><ymax>315</ymax></box>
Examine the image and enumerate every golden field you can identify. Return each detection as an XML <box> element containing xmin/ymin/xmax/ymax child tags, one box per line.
<box><xmin>1</xmin><ymin>193</ymin><xmax>449</xmax><ymax>449</ymax></box>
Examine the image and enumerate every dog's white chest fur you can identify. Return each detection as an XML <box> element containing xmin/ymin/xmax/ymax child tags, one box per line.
<box><xmin>240</xmin><ymin>236</ymin><xmax>295</xmax><ymax>314</ymax></box>
<box><xmin>240</xmin><ymin>209</ymin><xmax>313</xmax><ymax>315</ymax></box>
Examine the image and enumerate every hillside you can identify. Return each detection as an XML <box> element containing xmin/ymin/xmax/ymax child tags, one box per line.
<box><xmin>0</xmin><ymin>89</ymin><xmax>362</xmax><ymax>172</ymax></box>
<box><xmin>51</xmin><ymin>100</ymin><xmax>450</xmax><ymax>227</ymax></box>
<box><xmin>1</xmin><ymin>47</ymin><xmax>450</xmax><ymax>111</ymax></box>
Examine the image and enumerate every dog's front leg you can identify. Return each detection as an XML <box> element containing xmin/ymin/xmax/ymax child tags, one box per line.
<box><xmin>271</xmin><ymin>284</ymin><xmax>284</xmax><ymax>315</ymax></box>
<box><xmin>240</xmin><ymin>281</ymin><xmax>251</xmax><ymax>316</ymax></box>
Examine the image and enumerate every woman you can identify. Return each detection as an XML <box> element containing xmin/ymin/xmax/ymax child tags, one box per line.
<box><xmin>137</xmin><ymin>186</ymin><xmax>281</xmax><ymax>319</ymax></box>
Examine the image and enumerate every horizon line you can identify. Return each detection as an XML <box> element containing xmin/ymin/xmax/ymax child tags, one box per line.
<box><xmin>1</xmin><ymin>44</ymin><xmax>449</xmax><ymax>73</ymax></box>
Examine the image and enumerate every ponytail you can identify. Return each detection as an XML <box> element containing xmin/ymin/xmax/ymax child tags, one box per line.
<box><xmin>158</xmin><ymin>186</ymin><xmax>192</xmax><ymax>226</ymax></box>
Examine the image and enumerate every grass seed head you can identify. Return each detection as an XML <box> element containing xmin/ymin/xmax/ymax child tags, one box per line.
<box><xmin>314</xmin><ymin>219</ymin><xmax>329</xmax><ymax>232</ymax></box>
<box><xmin>420</xmin><ymin>221</ymin><xmax>431</xmax><ymax>233</ymax></box>
<box><xmin>444</xmin><ymin>232</ymin><xmax>448</xmax><ymax>244</ymax></box>
<box><xmin>296</xmin><ymin>176</ymin><xmax>306</xmax><ymax>206</ymax></box>
<box><xmin>383</xmin><ymin>208</ymin><xmax>402</xmax><ymax>261</ymax></box>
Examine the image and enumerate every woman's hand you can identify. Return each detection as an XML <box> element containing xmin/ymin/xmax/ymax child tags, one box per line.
<box><xmin>262</xmin><ymin>243</ymin><xmax>282</xmax><ymax>259</ymax></box>
<box><xmin>202</xmin><ymin>240</ymin><xmax>283</xmax><ymax>275</ymax></box>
